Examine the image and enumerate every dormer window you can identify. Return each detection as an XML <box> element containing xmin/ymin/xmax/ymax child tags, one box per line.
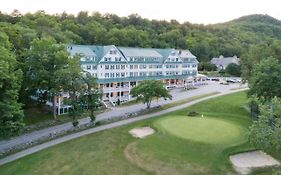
<box><xmin>109</xmin><ymin>49</ymin><xmax>117</xmax><ymax>55</ymax></box>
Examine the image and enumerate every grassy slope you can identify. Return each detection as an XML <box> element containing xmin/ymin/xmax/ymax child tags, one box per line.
<box><xmin>0</xmin><ymin>91</ymin><xmax>263</xmax><ymax>175</ymax></box>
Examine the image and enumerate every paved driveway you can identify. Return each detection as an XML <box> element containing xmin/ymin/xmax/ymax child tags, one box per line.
<box><xmin>0</xmin><ymin>81</ymin><xmax>247</xmax><ymax>154</ymax></box>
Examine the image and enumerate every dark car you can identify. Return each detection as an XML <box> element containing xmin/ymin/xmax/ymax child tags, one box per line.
<box><xmin>211</xmin><ymin>78</ymin><xmax>220</xmax><ymax>81</ymax></box>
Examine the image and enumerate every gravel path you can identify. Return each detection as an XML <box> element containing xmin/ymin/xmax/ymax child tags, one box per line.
<box><xmin>0</xmin><ymin>87</ymin><xmax>247</xmax><ymax>166</ymax></box>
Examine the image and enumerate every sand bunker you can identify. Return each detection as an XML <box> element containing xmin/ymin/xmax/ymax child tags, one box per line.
<box><xmin>230</xmin><ymin>150</ymin><xmax>280</xmax><ymax>174</ymax></box>
<box><xmin>129</xmin><ymin>127</ymin><xmax>155</xmax><ymax>138</ymax></box>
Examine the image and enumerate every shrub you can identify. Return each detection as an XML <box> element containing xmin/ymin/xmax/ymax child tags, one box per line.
<box><xmin>187</xmin><ymin>111</ymin><xmax>199</xmax><ymax>116</ymax></box>
<box><xmin>72</xmin><ymin>120</ymin><xmax>79</xmax><ymax>127</ymax></box>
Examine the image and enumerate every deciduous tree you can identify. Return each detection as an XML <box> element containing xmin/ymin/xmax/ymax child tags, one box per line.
<box><xmin>131</xmin><ymin>80</ymin><xmax>172</xmax><ymax>109</ymax></box>
<box><xmin>24</xmin><ymin>37</ymin><xmax>73</xmax><ymax>119</ymax></box>
<box><xmin>0</xmin><ymin>34</ymin><xmax>24</xmax><ymax>137</ymax></box>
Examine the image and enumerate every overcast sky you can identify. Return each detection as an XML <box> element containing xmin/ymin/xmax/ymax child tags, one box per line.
<box><xmin>1</xmin><ymin>0</ymin><xmax>281</xmax><ymax>24</ymax></box>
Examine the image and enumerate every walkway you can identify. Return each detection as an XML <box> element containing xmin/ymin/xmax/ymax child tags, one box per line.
<box><xmin>0</xmin><ymin>86</ymin><xmax>247</xmax><ymax>166</ymax></box>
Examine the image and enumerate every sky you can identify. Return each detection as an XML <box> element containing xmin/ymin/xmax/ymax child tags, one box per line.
<box><xmin>1</xmin><ymin>0</ymin><xmax>281</xmax><ymax>24</ymax></box>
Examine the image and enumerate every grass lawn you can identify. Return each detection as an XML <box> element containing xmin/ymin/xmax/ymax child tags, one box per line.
<box><xmin>23</xmin><ymin>106</ymin><xmax>108</xmax><ymax>126</ymax></box>
<box><xmin>157</xmin><ymin>116</ymin><xmax>246</xmax><ymax>144</ymax></box>
<box><xmin>1</xmin><ymin>91</ymin><xmax>276</xmax><ymax>175</ymax></box>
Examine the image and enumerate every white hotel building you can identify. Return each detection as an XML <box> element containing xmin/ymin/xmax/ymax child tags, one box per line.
<box><xmin>67</xmin><ymin>45</ymin><xmax>199</xmax><ymax>107</ymax></box>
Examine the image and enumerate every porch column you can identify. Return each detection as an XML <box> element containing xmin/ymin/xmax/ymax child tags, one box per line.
<box><xmin>58</xmin><ymin>97</ymin><xmax>60</xmax><ymax>115</ymax></box>
<box><xmin>128</xmin><ymin>81</ymin><xmax>131</xmax><ymax>100</ymax></box>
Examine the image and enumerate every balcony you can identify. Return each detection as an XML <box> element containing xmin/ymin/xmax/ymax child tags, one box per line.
<box><xmin>102</xmin><ymin>86</ymin><xmax>130</xmax><ymax>93</ymax></box>
<box><xmin>103</xmin><ymin>94</ymin><xmax>130</xmax><ymax>102</ymax></box>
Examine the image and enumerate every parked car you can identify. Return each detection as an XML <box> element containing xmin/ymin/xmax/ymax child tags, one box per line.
<box><xmin>226</xmin><ymin>79</ymin><xmax>236</xmax><ymax>83</ymax></box>
<box><xmin>220</xmin><ymin>81</ymin><xmax>229</xmax><ymax>85</ymax></box>
<box><xmin>211</xmin><ymin>78</ymin><xmax>220</xmax><ymax>81</ymax></box>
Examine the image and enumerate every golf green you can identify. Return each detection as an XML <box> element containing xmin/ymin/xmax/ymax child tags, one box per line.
<box><xmin>157</xmin><ymin>116</ymin><xmax>244</xmax><ymax>144</ymax></box>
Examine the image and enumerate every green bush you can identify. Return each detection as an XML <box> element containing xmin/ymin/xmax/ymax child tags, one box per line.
<box><xmin>187</xmin><ymin>111</ymin><xmax>199</xmax><ymax>116</ymax></box>
<box><xmin>72</xmin><ymin>120</ymin><xmax>79</xmax><ymax>127</ymax></box>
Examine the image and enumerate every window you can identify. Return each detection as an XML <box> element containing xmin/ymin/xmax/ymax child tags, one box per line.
<box><xmin>121</xmin><ymin>65</ymin><xmax>125</xmax><ymax>69</ymax></box>
<box><xmin>116</xmin><ymin>73</ymin><xmax>120</xmax><ymax>77</ymax></box>
<box><xmin>86</xmin><ymin>65</ymin><xmax>91</xmax><ymax>70</ymax></box>
<box><xmin>110</xmin><ymin>65</ymin><xmax>115</xmax><ymax>69</ymax></box>
<box><xmin>121</xmin><ymin>73</ymin><xmax>125</xmax><ymax>77</ymax></box>
<box><xmin>114</xmin><ymin>57</ymin><xmax>121</xmax><ymax>62</ymax></box>
<box><xmin>105</xmin><ymin>73</ymin><xmax>109</xmax><ymax>78</ymax></box>
<box><xmin>110</xmin><ymin>73</ymin><xmax>115</xmax><ymax>78</ymax></box>
<box><xmin>130</xmin><ymin>72</ymin><xmax>133</xmax><ymax>77</ymax></box>
<box><xmin>92</xmin><ymin>65</ymin><xmax>97</xmax><ymax>70</ymax></box>
<box><xmin>110</xmin><ymin>49</ymin><xmax>117</xmax><ymax>54</ymax></box>
<box><xmin>140</xmin><ymin>65</ymin><xmax>146</xmax><ymax>69</ymax></box>
<box><xmin>105</xmin><ymin>65</ymin><xmax>109</xmax><ymax>70</ymax></box>
<box><xmin>130</xmin><ymin>65</ymin><xmax>133</xmax><ymax>69</ymax></box>
<box><xmin>134</xmin><ymin>65</ymin><xmax>138</xmax><ymax>69</ymax></box>
<box><xmin>116</xmin><ymin>65</ymin><xmax>120</xmax><ymax>69</ymax></box>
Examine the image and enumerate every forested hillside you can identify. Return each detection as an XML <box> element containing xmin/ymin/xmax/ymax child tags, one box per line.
<box><xmin>1</xmin><ymin>11</ymin><xmax>281</xmax><ymax>62</ymax></box>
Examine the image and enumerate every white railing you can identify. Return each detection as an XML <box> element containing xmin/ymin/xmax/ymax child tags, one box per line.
<box><xmin>103</xmin><ymin>95</ymin><xmax>130</xmax><ymax>102</ymax></box>
<box><xmin>102</xmin><ymin>86</ymin><xmax>130</xmax><ymax>93</ymax></box>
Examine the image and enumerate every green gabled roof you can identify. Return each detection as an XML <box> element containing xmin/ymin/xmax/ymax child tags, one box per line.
<box><xmin>88</xmin><ymin>45</ymin><xmax>104</xmax><ymax>60</ymax></box>
<box><xmin>180</xmin><ymin>50</ymin><xmax>197</xmax><ymax>59</ymax></box>
<box><xmin>68</xmin><ymin>45</ymin><xmax>96</xmax><ymax>57</ymax></box>
<box><xmin>68</xmin><ymin>45</ymin><xmax>198</xmax><ymax>64</ymax></box>
<box><xmin>118</xmin><ymin>47</ymin><xmax>163</xmax><ymax>58</ymax></box>
<box><xmin>155</xmin><ymin>48</ymin><xmax>173</xmax><ymax>59</ymax></box>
